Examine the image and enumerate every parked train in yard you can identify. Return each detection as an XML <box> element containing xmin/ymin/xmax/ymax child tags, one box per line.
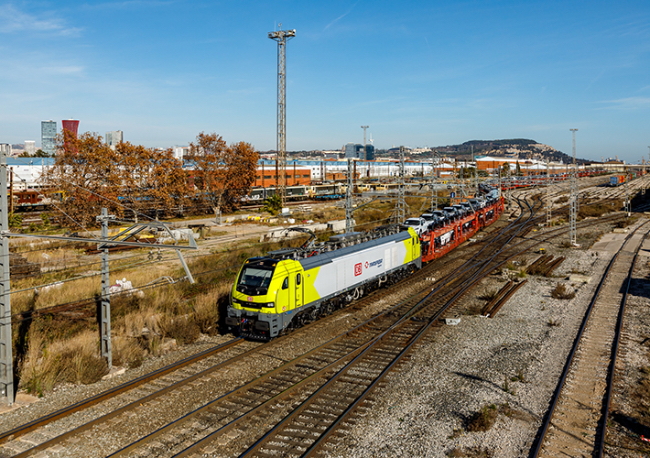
<box><xmin>226</xmin><ymin>191</ymin><xmax>504</xmax><ymax>339</ymax></box>
<box><xmin>608</xmin><ymin>172</ymin><xmax>641</xmax><ymax>187</ymax></box>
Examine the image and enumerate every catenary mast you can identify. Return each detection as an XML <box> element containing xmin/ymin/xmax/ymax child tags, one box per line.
<box><xmin>570</xmin><ymin>128</ymin><xmax>578</xmax><ymax>245</ymax></box>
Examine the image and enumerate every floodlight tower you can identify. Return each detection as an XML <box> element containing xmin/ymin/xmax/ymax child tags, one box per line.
<box><xmin>570</xmin><ymin>128</ymin><xmax>578</xmax><ymax>245</ymax></box>
<box><xmin>268</xmin><ymin>25</ymin><xmax>296</xmax><ymax>206</ymax></box>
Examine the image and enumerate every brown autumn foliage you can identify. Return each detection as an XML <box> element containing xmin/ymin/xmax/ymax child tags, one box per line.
<box><xmin>44</xmin><ymin>131</ymin><xmax>131</xmax><ymax>228</ymax></box>
<box><xmin>188</xmin><ymin>133</ymin><xmax>259</xmax><ymax>216</ymax></box>
<box><xmin>43</xmin><ymin>131</ymin><xmax>258</xmax><ymax>228</ymax></box>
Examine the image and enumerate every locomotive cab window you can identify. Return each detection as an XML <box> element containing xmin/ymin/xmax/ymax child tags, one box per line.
<box><xmin>282</xmin><ymin>277</ymin><xmax>288</xmax><ymax>290</ymax></box>
<box><xmin>296</xmin><ymin>273</ymin><xmax>302</xmax><ymax>285</ymax></box>
<box><xmin>236</xmin><ymin>265</ymin><xmax>275</xmax><ymax>295</ymax></box>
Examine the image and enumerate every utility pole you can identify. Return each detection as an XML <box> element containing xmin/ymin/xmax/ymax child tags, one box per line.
<box><xmin>472</xmin><ymin>145</ymin><xmax>478</xmax><ymax>197</ymax></box>
<box><xmin>569</xmin><ymin>128</ymin><xmax>578</xmax><ymax>245</ymax></box>
<box><xmin>268</xmin><ymin>25</ymin><xmax>296</xmax><ymax>207</ymax></box>
<box><xmin>345</xmin><ymin>159</ymin><xmax>354</xmax><ymax>233</ymax></box>
<box><xmin>98</xmin><ymin>208</ymin><xmax>113</xmax><ymax>369</ymax></box>
<box><xmin>396</xmin><ymin>146</ymin><xmax>406</xmax><ymax>223</ymax></box>
<box><xmin>547</xmin><ymin>161</ymin><xmax>552</xmax><ymax>226</ymax></box>
<box><xmin>431</xmin><ymin>151</ymin><xmax>437</xmax><ymax>211</ymax></box>
<box><xmin>623</xmin><ymin>164</ymin><xmax>631</xmax><ymax>216</ymax></box>
<box><xmin>0</xmin><ymin>145</ymin><xmax>13</xmax><ymax>406</ymax></box>
<box><xmin>361</xmin><ymin>126</ymin><xmax>369</xmax><ymax>160</ymax></box>
<box><xmin>506</xmin><ymin>165</ymin><xmax>511</xmax><ymax>206</ymax></box>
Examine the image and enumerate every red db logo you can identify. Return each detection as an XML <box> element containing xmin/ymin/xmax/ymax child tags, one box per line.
<box><xmin>354</xmin><ymin>263</ymin><xmax>362</xmax><ymax>276</ymax></box>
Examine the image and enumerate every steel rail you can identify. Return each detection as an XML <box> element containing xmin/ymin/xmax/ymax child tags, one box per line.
<box><xmin>244</xmin><ymin>197</ymin><xmax>630</xmax><ymax>457</ymax></box>
<box><xmin>105</xmin><ymin>196</ymin><xmax>616</xmax><ymax>456</ymax></box>
<box><xmin>5</xmin><ymin>208</ymin><xmax>500</xmax><ymax>453</ymax></box>
<box><xmin>245</xmin><ymin>200</ymin><xmax>538</xmax><ymax>457</ymax></box>
<box><xmin>235</xmin><ymin>197</ymin><xmax>546</xmax><ymax>456</ymax></box>
<box><xmin>597</xmin><ymin>228</ymin><xmax>650</xmax><ymax>456</ymax></box>
<box><xmin>2</xmin><ymin>194</ymin><xmax>624</xmax><ymax>456</ymax></box>
<box><xmin>110</xmin><ymin>201</ymin><xmax>524</xmax><ymax>457</ymax></box>
<box><xmin>531</xmin><ymin>220</ymin><xmax>650</xmax><ymax>458</ymax></box>
<box><xmin>0</xmin><ymin>337</ymin><xmax>243</xmax><ymax>445</ymax></box>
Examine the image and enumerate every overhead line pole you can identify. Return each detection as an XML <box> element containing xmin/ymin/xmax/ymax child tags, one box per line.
<box><xmin>570</xmin><ymin>128</ymin><xmax>578</xmax><ymax>245</ymax></box>
<box><xmin>0</xmin><ymin>145</ymin><xmax>14</xmax><ymax>406</ymax></box>
<box><xmin>397</xmin><ymin>146</ymin><xmax>406</xmax><ymax>223</ymax></box>
<box><xmin>346</xmin><ymin>159</ymin><xmax>354</xmax><ymax>233</ymax></box>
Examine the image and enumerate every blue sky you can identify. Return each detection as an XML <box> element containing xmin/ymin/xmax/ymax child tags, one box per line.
<box><xmin>1</xmin><ymin>1</ymin><xmax>649</xmax><ymax>162</ymax></box>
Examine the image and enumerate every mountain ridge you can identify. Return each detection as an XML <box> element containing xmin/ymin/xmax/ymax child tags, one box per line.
<box><xmin>433</xmin><ymin>138</ymin><xmax>591</xmax><ymax>164</ymax></box>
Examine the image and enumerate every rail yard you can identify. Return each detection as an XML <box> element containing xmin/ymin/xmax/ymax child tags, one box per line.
<box><xmin>1</xmin><ymin>174</ymin><xmax>650</xmax><ymax>458</ymax></box>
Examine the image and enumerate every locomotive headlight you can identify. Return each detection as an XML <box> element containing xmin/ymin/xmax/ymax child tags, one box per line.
<box><xmin>263</xmin><ymin>302</ymin><xmax>275</xmax><ymax>309</ymax></box>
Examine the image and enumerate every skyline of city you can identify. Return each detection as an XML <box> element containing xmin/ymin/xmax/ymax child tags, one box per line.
<box><xmin>1</xmin><ymin>1</ymin><xmax>649</xmax><ymax>163</ymax></box>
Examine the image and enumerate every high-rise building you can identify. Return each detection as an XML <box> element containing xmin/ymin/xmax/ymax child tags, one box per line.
<box><xmin>344</xmin><ymin>143</ymin><xmax>374</xmax><ymax>160</ymax></box>
<box><xmin>24</xmin><ymin>141</ymin><xmax>36</xmax><ymax>155</ymax></box>
<box><xmin>62</xmin><ymin>119</ymin><xmax>79</xmax><ymax>153</ymax></box>
<box><xmin>106</xmin><ymin>131</ymin><xmax>123</xmax><ymax>150</ymax></box>
<box><xmin>41</xmin><ymin>120</ymin><xmax>56</xmax><ymax>156</ymax></box>
<box><xmin>344</xmin><ymin>143</ymin><xmax>358</xmax><ymax>159</ymax></box>
<box><xmin>62</xmin><ymin>119</ymin><xmax>79</xmax><ymax>138</ymax></box>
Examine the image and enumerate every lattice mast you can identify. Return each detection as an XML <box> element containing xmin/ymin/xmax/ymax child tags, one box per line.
<box><xmin>506</xmin><ymin>165</ymin><xmax>511</xmax><ymax>206</ymax></box>
<box><xmin>472</xmin><ymin>145</ymin><xmax>478</xmax><ymax>197</ymax></box>
<box><xmin>268</xmin><ymin>25</ymin><xmax>295</xmax><ymax>206</ymax></box>
<box><xmin>397</xmin><ymin>146</ymin><xmax>407</xmax><ymax>223</ymax></box>
<box><xmin>570</xmin><ymin>128</ymin><xmax>578</xmax><ymax>245</ymax></box>
<box><xmin>546</xmin><ymin>161</ymin><xmax>552</xmax><ymax>226</ymax></box>
<box><xmin>346</xmin><ymin>159</ymin><xmax>354</xmax><ymax>233</ymax></box>
<box><xmin>431</xmin><ymin>151</ymin><xmax>438</xmax><ymax>211</ymax></box>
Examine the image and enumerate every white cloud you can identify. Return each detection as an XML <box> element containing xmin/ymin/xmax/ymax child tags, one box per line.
<box><xmin>599</xmin><ymin>97</ymin><xmax>650</xmax><ymax>110</ymax></box>
<box><xmin>324</xmin><ymin>0</ymin><xmax>360</xmax><ymax>31</ymax></box>
<box><xmin>0</xmin><ymin>4</ymin><xmax>81</xmax><ymax>36</ymax></box>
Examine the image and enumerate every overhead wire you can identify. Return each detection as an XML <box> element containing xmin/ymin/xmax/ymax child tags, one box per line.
<box><xmin>4</xmin><ymin>211</ymin><xmax>399</xmax><ymax>319</ymax></box>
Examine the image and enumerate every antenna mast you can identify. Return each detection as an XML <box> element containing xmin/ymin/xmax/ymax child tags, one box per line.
<box><xmin>268</xmin><ymin>24</ymin><xmax>295</xmax><ymax>206</ymax></box>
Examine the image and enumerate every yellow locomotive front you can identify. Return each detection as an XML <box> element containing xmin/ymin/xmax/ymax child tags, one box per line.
<box><xmin>225</xmin><ymin>257</ymin><xmax>304</xmax><ymax>339</ymax></box>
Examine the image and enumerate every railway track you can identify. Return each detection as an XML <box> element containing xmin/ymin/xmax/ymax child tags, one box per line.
<box><xmin>531</xmin><ymin>220</ymin><xmax>650</xmax><ymax>458</ymax></box>
<box><xmin>0</xmin><ymin>188</ymin><xmax>634</xmax><ymax>457</ymax></box>
<box><xmin>0</xmin><ymin>197</ymin><xmax>539</xmax><ymax>457</ymax></box>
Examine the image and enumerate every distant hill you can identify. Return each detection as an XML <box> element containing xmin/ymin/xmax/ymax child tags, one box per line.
<box><xmin>434</xmin><ymin>139</ymin><xmax>590</xmax><ymax>164</ymax></box>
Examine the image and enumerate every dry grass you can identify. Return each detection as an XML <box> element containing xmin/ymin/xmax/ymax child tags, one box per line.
<box><xmin>192</xmin><ymin>283</ymin><xmax>229</xmax><ymax>335</ymax></box>
<box><xmin>478</xmin><ymin>289</ymin><xmax>499</xmax><ymax>301</ymax></box>
<box><xmin>578</xmin><ymin>202</ymin><xmax>613</xmax><ymax>218</ymax></box>
<box><xmin>112</xmin><ymin>336</ymin><xmax>145</xmax><ymax>369</ymax></box>
<box><xmin>20</xmin><ymin>329</ymin><xmax>107</xmax><ymax>396</ymax></box>
<box><xmin>447</xmin><ymin>447</ymin><xmax>493</xmax><ymax>458</ymax></box>
<box><xmin>467</xmin><ymin>404</ymin><xmax>499</xmax><ymax>432</ymax></box>
<box><xmin>551</xmin><ymin>283</ymin><xmax>576</xmax><ymax>299</ymax></box>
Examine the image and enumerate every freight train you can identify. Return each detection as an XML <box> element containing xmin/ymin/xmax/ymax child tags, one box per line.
<box><xmin>226</xmin><ymin>192</ymin><xmax>504</xmax><ymax>339</ymax></box>
<box><xmin>609</xmin><ymin>172</ymin><xmax>641</xmax><ymax>187</ymax></box>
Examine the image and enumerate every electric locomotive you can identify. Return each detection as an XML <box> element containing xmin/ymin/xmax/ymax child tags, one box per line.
<box><xmin>225</xmin><ymin>228</ymin><xmax>422</xmax><ymax>339</ymax></box>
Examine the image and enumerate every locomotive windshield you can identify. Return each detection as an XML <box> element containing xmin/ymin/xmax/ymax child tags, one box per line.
<box><xmin>236</xmin><ymin>265</ymin><xmax>275</xmax><ymax>295</ymax></box>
